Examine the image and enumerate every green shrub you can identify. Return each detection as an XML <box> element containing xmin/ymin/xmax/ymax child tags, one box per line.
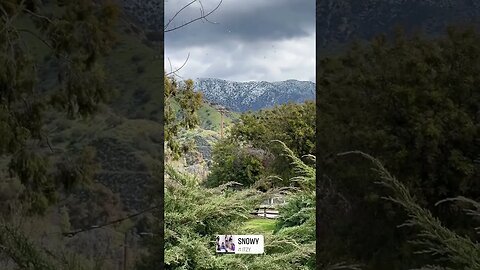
<box><xmin>205</xmin><ymin>139</ymin><xmax>265</xmax><ymax>188</ymax></box>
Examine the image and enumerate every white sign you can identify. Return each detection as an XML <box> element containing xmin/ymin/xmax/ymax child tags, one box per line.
<box><xmin>216</xmin><ymin>235</ymin><xmax>264</xmax><ymax>254</ymax></box>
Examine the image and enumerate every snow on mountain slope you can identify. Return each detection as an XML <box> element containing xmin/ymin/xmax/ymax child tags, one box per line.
<box><xmin>193</xmin><ymin>78</ymin><xmax>315</xmax><ymax>112</ymax></box>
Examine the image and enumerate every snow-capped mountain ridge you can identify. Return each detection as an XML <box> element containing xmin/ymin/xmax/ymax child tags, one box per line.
<box><xmin>193</xmin><ymin>78</ymin><xmax>315</xmax><ymax>112</ymax></box>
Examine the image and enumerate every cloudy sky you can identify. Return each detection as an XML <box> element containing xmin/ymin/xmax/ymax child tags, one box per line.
<box><xmin>164</xmin><ymin>0</ymin><xmax>315</xmax><ymax>82</ymax></box>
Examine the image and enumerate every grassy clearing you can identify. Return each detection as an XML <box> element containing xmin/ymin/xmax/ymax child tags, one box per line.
<box><xmin>241</xmin><ymin>218</ymin><xmax>277</xmax><ymax>234</ymax></box>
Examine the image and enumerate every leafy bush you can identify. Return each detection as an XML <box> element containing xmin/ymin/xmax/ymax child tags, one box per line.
<box><xmin>275</xmin><ymin>193</ymin><xmax>314</xmax><ymax>232</ymax></box>
<box><xmin>137</xmin><ymin>165</ymin><xmax>264</xmax><ymax>269</ymax></box>
<box><xmin>206</xmin><ymin>139</ymin><xmax>265</xmax><ymax>188</ymax></box>
<box><xmin>230</xmin><ymin>101</ymin><xmax>315</xmax><ymax>180</ymax></box>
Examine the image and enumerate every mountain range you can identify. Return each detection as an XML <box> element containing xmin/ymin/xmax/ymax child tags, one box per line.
<box><xmin>193</xmin><ymin>78</ymin><xmax>315</xmax><ymax>112</ymax></box>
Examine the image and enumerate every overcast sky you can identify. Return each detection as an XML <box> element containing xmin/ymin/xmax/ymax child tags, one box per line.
<box><xmin>165</xmin><ymin>0</ymin><xmax>315</xmax><ymax>82</ymax></box>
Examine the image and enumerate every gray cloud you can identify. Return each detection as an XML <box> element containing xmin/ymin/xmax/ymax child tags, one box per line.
<box><xmin>165</xmin><ymin>0</ymin><xmax>315</xmax><ymax>46</ymax></box>
<box><xmin>165</xmin><ymin>0</ymin><xmax>315</xmax><ymax>82</ymax></box>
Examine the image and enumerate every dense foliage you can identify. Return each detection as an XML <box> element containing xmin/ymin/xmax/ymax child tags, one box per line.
<box><xmin>137</xmin><ymin>165</ymin><xmax>263</xmax><ymax>269</ymax></box>
<box><xmin>351</xmin><ymin>151</ymin><xmax>480</xmax><ymax>270</ymax></box>
<box><xmin>207</xmin><ymin>101</ymin><xmax>315</xmax><ymax>187</ymax></box>
<box><xmin>231</xmin><ymin>101</ymin><xmax>315</xmax><ymax>158</ymax></box>
<box><xmin>205</xmin><ymin>138</ymin><xmax>265</xmax><ymax>188</ymax></box>
<box><xmin>0</xmin><ymin>0</ymin><xmax>118</xmax><ymax>215</ymax></box>
<box><xmin>0</xmin><ymin>1</ymin><xmax>121</xmax><ymax>268</ymax></box>
<box><xmin>317</xmin><ymin>27</ymin><xmax>480</xmax><ymax>268</ymax></box>
<box><xmin>140</xmin><ymin>142</ymin><xmax>316</xmax><ymax>270</ymax></box>
<box><xmin>164</xmin><ymin>76</ymin><xmax>203</xmax><ymax>158</ymax></box>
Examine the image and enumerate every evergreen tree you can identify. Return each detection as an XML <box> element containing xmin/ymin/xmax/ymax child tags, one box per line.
<box><xmin>317</xmin><ymin>27</ymin><xmax>480</xmax><ymax>268</ymax></box>
<box><xmin>164</xmin><ymin>75</ymin><xmax>202</xmax><ymax>159</ymax></box>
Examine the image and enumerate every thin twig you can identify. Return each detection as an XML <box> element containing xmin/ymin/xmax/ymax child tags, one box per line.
<box><xmin>62</xmin><ymin>205</ymin><xmax>160</xmax><ymax>237</ymax></box>
<box><xmin>197</xmin><ymin>0</ymin><xmax>218</xmax><ymax>25</ymax></box>
<box><xmin>164</xmin><ymin>0</ymin><xmax>198</xmax><ymax>30</ymax></box>
<box><xmin>165</xmin><ymin>0</ymin><xmax>223</xmax><ymax>33</ymax></box>
<box><xmin>17</xmin><ymin>28</ymin><xmax>54</xmax><ymax>49</ymax></box>
<box><xmin>166</xmin><ymin>52</ymin><xmax>190</xmax><ymax>76</ymax></box>
<box><xmin>23</xmin><ymin>8</ymin><xmax>53</xmax><ymax>24</ymax></box>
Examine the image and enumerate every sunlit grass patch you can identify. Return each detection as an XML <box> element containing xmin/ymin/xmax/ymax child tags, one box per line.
<box><xmin>241</xmin><ymin>218</ymin><xmax>277</xmax><ymax>234</ymax></box>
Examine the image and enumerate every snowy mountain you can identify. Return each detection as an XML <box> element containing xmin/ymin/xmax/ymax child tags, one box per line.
<box><xmin>193</xmin><ymin>78</ymin><xmax>315</xmax><ymax>112</ymax></box>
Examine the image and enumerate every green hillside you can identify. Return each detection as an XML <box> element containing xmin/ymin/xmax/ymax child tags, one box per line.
<box><xmin>4</xmin><ymin>10</ymin><xmax>170</xmax><ymax>268</ymax></box>
<box><xmin>198</xmin><ymin>103</ymin><xmax>239</xmax><ymax>131</ymax></box>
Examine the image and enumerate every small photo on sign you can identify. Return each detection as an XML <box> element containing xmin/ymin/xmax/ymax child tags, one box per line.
<box><xmin>216</xmin><ymin>235</ymin><xmax>235</xmax><ymax>253</ymax></box>
<box><xmin>216</xmin><ymin>235</ymin><xmax>264</xmax><ymax>254</ymax></box>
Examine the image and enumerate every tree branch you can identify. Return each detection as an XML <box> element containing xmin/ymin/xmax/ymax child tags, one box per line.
<box><xmin>165</xmin><ymin>0</ymin><xmax>222</xmax><ymax>33</ymax></box>
<box><xmin>17</xmin><ymin>28</ymin><xmax>54</xmax><ymax>50</ymax></box>
<box><xmin>166</xmin><ymin>52</ymin><xmax>190</xmax><ymax>77</ymax></box>
<box><xmin>164</xmin><ymin>0</ymin><xmax>198</xmax><ymax>31</ymax></box>
<box><xmin>62</xmin><ymin>205</ymin><xmax>160</xmax><ymax>237</ymax></box>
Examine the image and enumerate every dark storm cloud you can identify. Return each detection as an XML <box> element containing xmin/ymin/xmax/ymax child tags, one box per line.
<box><xmin>165</xmin><ymin>0</ymin><xmax>315</xmax><ymax>82</ymax></box>
<box><xmin>165</xmin><ymin>0</ymin><xmax>315</xmax><ymax>47</ymax></box>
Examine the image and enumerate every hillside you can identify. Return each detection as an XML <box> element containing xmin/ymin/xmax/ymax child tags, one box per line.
<box><xmin>119</xmin><ymin>0</ymin><xmax>163</xmax><ymax>32</ymax></box>
<box><xmin>1</xmin><ymin>8</ymin><xmax>169</xmax><ymax>267</ymax></box>
<box><xmin>198</xmin><ymin>101</ymin><xmax>239</xmax><ymax>131</ymax></box>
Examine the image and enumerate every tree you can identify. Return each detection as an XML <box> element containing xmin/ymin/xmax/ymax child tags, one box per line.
<box><xmin>205</xmin><ymin>138</ymin><xmax>265</xmax><ymax>188</ymax></box>
<box><xmin>232</xmin><ymin>101</ymin><xmax>315</xmax><ymax>157</ymax></box>
<box><xmin>163</xmin><ymin>1</ymin><xmax>225</xmax><ymax>157</ymax></box>
<box><xmin>317</xmin><ymin>27</ymin><xmax>480</xmax><ymax>268</ymax></box>
<box><xmin>230</xmin><ymin>101</ymin><xmax>315</xmax><ymax>181</ymax></box>
<box><xmin>164</xmin><ymin>0</ymin><xmax>223</xmax><ymax>34</ymax></box>
<box><xmin>164</xmin><ymin>75</ymin><xmax>203</xmax><ymax>159</ymax></box>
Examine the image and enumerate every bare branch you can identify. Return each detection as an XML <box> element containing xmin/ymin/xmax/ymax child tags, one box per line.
<box><xmin>17</xmin><ymin>28</ymin><xmax>53</xmax><ymax>50</ymax></box>
<box><xmin>164</xmin><ymin>0</ymin><xmax>198</xmax><ymax>30</ymax></box>
<box><xmin>166</xmin><ymin>52</ymin><xmax>190</xmax><ymax>77</ymax></box>
<box><xmin>23</xmin><ymin>8</ymin><xmax>53</xmax><ymax>24</ymax></box>
<box><xmin>198</xmin><ymin>0</ymin><xmax>219</xmax><ymax>25</ymax></box>
<box><xmin>165</xmin><ymin>0</ymin><xmax>223</xmax><ymax>33</ymax></box>
<box><xmin>62</xmin><ymin>205</ymin><xmax>160</xmax><ymax>237</ymax></box>
<box><xmin>167</xmin><ymin>57</ymin><xmax>173</xmax><ymax>74</ymax></box>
